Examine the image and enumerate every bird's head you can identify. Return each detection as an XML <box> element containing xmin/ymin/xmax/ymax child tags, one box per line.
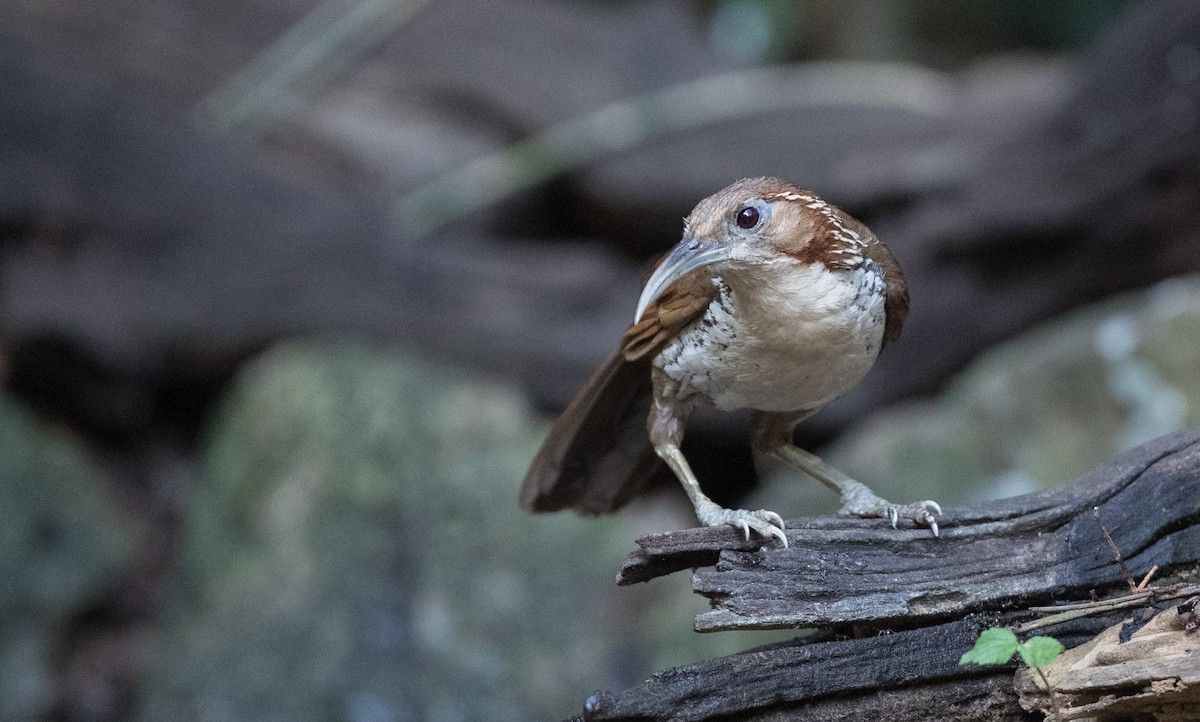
<box><xmin>634</xmin><ymin>177</ymin><xmax>857</xmax><ymax>324</ymax></box>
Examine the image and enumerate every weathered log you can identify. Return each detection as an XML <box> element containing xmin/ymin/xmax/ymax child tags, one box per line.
<box><xmin>579</xmin><ymin>616</ymin><xmax>1022</xmax><ymax>722</ymax></box>
<box><xmin>576</xmin><ymin>602</ymin><xmax>1200</xmax><ymax>722</ymax></box>
<box><xmin>619</xmin><ymin>430</ymin><xmax>1200</xmax><ymax>630</ymax></box>
<box><xmin>579</xmin><ymin>430</ymin><xmax>1200</xmax><ymax>720</ymax></box>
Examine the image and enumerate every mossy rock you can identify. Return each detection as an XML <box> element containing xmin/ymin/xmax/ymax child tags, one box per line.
<box><xmin>138</xmin><ymin>344</ymin><xmax>775</xmax><ymax>721</ymax></box>
<box><xmin>0</xmin><ymin>396</ymin><xmax>133</xmax><ymax>718</ymax></box>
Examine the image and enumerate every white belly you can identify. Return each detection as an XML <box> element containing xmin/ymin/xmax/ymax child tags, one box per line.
<box><xmin>655</xmin><ymin>261</ymin><xmax>886</xmax><ymax>413</ymax></box>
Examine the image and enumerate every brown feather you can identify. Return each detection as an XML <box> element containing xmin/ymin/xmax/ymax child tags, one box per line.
<box><xmin>622</xmin><ymin>266</ymin><xmax>717</xmax><ymax>361</ymax></box>
<box><xmin>519</xmin><ymin>350</ymin><xmax>660</xmax><ymax>514</ymax></box>
<box><xmin>520</xmin><ymin>256</ymin><xmax>716</xmax><ymax>514</ymax></box>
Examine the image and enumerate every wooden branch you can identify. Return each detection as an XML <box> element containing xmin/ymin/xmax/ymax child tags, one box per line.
<box><xmin>583</xmin><ymin>430</ymin><xmax>1200</xmax><ymax>721</ymax></box>
<box><xmin>577</xmin><ymin>612</ymin><xmax>1143</xmax><ymax>722</ymax></box>
<box><xmin>581</xmin><ymin>616</ymin><xmax>1015</xmax><ymax>722</ymax></box>
<box><xmin>619</xmin><ymin>429</ymin><xmax>1200</xmax><ymax>631</ymax></box>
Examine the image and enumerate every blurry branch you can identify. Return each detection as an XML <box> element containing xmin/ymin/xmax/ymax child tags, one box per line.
<box><xmin>201</xmin><ymin>0</ymin><xmax>431</xmax><ymax>135</ymax></box>
<box><xmin>391</xmin><ymin>62</ymin><xmax>951</xmax><ymax>238</ymax></box>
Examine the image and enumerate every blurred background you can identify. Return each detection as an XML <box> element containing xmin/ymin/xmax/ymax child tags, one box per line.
<box><xmin>2</xmin><ymin>0</ymin><xmax>1200</xmax><ymax>720</ymax></box>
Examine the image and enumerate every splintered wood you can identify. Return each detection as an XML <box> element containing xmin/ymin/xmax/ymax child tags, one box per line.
<box><xmin>1016</xmin><ymin>602</ymin><xmax>1200</xmax><ymax>721</ymax></box>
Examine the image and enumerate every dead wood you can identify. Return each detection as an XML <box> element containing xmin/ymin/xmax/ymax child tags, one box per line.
<box><xmin>577</xmin><ymin>429</ymin><xmax>1200</xmax><ymax>720</ymax></box>
<box><xmin>1015</xmin><ymin>601</ymin><xmax>1200</xmax><ymax>721</ymax></box>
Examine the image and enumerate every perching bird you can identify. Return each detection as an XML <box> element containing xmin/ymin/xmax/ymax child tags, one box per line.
<box><xmin>520</xmin><ymin>177</ymin><xmax>940</xmax><ymax>547</ymax></box>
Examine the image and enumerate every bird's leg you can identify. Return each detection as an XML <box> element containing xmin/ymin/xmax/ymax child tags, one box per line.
<box><xmin>775</xmin><ymin>445</ymin><xmax>942</xmax><ymax>536</ymax></box>
<box><xmin>751</xmin><ymin>411</ymin><xmax>941</xmax><ymax>536</ymax></box>
<box><xmin>649</xmin><ymin>398</ymin><xmax>788</xmax><ymax>547</ymax></box>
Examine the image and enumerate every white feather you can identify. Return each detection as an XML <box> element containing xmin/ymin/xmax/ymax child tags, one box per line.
<box><xmin>656</xmin><ymin>259</ymin><xmax>886</xmax><ymax>413</ymax></box>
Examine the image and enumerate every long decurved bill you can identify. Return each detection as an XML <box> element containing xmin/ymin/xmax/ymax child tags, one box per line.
<box><xmin>634</xmin><ymin>239</ymin><xmax>731</xmax><ymax>324</ymax></box>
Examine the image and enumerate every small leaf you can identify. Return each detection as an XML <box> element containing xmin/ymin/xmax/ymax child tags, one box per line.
<box><xmin>959</xmin><ymin>627</ymin><xmax>1019</xmax><ymax>666</ymax></box>
<box><xmin>1017</xmin><ymin>636</ymin><xmax>1065</xmax><ymax>669</ymax></box>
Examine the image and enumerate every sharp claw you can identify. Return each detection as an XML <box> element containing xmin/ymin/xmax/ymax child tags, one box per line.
<box><xmin>930</xmin><ymin>519</ymin><xmax>940</xmax><ymax>538</ymax></box>
<box><xmin>704</xmin><ymin>507</ymin><xmax>791</xmax><ymax>546</ymax></box>
<box><xmin>888</xmin><ymin>507</ymin><xmax>899</xmax><ymax>529</ymax></box>
<box><xmin>927</xmin><ymin>500</ymin><xmax>943</xmax><ymax>515</ymax></box>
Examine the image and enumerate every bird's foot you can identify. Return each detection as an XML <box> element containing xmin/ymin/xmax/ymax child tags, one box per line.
<box><xmin>695</xmin><ymin>502</ymin><xmax>788</xmax><ymax>548</ymax></box>
<box><xmin>838</xmin><ymin>491</ymin><xmax>941</xmax><ymax>537</ymax></box>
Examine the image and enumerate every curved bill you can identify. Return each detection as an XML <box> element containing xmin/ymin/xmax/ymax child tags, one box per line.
<box><xmin>633</xmin><ymin>238</ymin><xmax>731</xmax><ymax>324</ymax></box>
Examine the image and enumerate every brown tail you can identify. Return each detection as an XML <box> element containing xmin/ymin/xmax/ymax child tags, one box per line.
<box><xmin>520</xmin><ymin>351</ymin><xmax>662</xmax><ymax>515</ymax></box>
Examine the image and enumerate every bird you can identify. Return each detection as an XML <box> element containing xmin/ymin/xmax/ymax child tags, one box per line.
<box><xmin>520</xmin><ymin>177</ymin><xmax>940</xmax><ymax>547</ymax></box>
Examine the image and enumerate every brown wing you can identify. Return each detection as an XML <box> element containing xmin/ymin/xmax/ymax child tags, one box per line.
<box><xmin>621</xmin><ymin>264</ymin><xmax>718</xmax><ymax>360</ymax></box>
<box><xmin>519</xmin><ymin>349</ymin><xmax>661</xmax><ymax>514</ymax></box>
<box><xmin>520</xmin><ymin>261</ymin><xmax>717</xmax><ymax>515</ymax></box>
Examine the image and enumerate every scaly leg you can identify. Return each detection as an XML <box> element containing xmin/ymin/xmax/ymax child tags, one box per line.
<box><xmin>649</xmin><ymin>398</ymin><xmax>788</xmax><ymax>547</ymax></box>
<box><xmin>751</xmin><ymin>411</ymin><xmax>941</xmax><ymax>536</ymax></box>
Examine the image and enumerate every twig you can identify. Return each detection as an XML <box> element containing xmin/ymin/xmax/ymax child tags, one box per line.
<box><xmin>1093</xmin><ymin>506</ymin><xmax>1136</xmax><ymax>590</ymax></box>
<box><xmin>1027</xmin><ymin>590</ymin><xmax>1155</xmax><ymax>614</ymax></box>
<box><xmin>1016</xmin><ymin>583</ymin><xmax>1200</xmax><ymax>634</ymax></box>
<box><xmin>1136</xmin><ymin>564</ymin><xmax>1158</xmax><ymax>590</ymax></box>
<box><xmin>201</xmin><ymin>0</ymin><xmax>432</xmax><ymax>135</ymax></box>
<box><xmin>1033</xmin><ymin>667</ymin><xmax>1062</xmax><ymax>722</ymax></box>
<box><xmin>391</xmin><ymin>61</ymin><xmax>951</xmax><ymax>238</ymax></box>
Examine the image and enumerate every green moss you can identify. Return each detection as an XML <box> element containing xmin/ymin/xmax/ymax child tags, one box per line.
<box><xmin>0</xmin><ymin>396</ymin><xmax>134</xmax><ymax>718</ymax></box>
<box><xmin>140</xmin><ymin>344</ymin><xmax>760</xmax><ymax>721</ymax></box>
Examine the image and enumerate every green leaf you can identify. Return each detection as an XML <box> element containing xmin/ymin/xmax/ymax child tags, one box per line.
<box><xmin>1017</xmin><ymin>636</ymin><xmax>1065</xmax><ymax>669</ymax></box>
<box><xmin>959</xmin><ymin>627</ymin><xmax>1019</xmax><ymax>666</ymax></box>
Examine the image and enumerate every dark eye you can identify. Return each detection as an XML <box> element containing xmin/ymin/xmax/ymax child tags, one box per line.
<box><xmin>735</xmin><ymin>206</ymin><xmax>760</xmax><ymax>229</ymax></box>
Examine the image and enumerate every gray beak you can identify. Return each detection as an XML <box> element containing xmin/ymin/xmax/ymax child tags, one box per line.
<box><xmin>633</xmin><ymin>238</ymin><xmax>731</xmax><ymax>324</ymax></box>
